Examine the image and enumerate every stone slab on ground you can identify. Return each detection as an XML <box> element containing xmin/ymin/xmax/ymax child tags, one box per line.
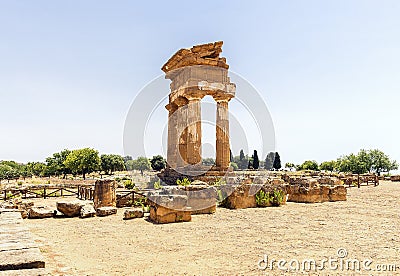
<box><xmin>391</xmin><ymin>175</ymin><xmax>400</xmax><ymax>182</ymax></box>
<box><xmin>80</xmin><ymin>204</ymin><xmax>96</xmax><ymax>218</ymax></box>
<box><xmin>96</xmin><ymin>206</ymin><xmax>117</xmax><ymax>217</ymax></box>
<box><xmin>0</xmin><ymin>211</ymin><xmax>45</xmax><ymax>272</ymax></box>
<box><xmin>0</xmin><ymin>248</ymin><xmax>45</xmax><ymax>271</ymax></box>
<box><xmin>0</xmin><ymin>268</ymin><xmax>50</xmax><ymax>275</ymax></box>
<box><xmin>148</xmin><ymin>194</ymin><xmax>191</xmax><ymax>224</ymax></box>
<box><xmin>28</xmin><ymin>207</ymin><xmax>54</xmax><ymax>219</ymax></box>
<box><xmin>287</xmin><ymin>185</ymin><xmax>347</xmax><ymax>203</ymax></box>
<box><xmin>123</xmin><ymin>208</ymin><xmax>144</xmax><ymax>220</ymax></box>
<box><xmin>56</xmin><ymin>200</ymin><xmax>85</xmax><ymax>217</ymax></box>
<box><xmin>149</xmin><ymin>205</ymin><xmax>191</xmax><ymax>224</ymax></box>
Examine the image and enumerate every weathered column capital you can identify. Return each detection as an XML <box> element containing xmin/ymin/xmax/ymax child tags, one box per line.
<box><xmin>165</xmin><ymin>102</ymin><xmax>178</xmax><ymax>112</ymax></box>
<box><xmin>173</xmin><ymin>96</ymin><xmax>189</xmax><ymax>107</ymax></box>
<box><xmin>213</xmin><ymin>94</ymin><xmax>233</xmax><ymax>103</ymax></box>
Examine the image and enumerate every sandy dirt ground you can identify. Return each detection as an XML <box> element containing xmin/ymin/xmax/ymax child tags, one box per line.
<box><xmin>25</xmin><ymin>181</ymin><xmax>400</xmax><ymax>275</ymax></box>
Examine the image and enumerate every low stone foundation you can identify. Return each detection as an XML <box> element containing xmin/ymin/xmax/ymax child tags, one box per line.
<box><xmin>178</xmin><ymin>185</ymin><xmax>217</xmax><ymax>214</ymax></box>
<box><xmin>148</xmin><ymin>194</ymin><xmax>191</xmax><ymax>224</ymax></box>
<box><xmin>157</xmin><ymin>166</ymin><xmax>234</xmax><ymax>186</ymax></box>
<box><xmin>149</xmin><ymin>184</ymin><xmax>217</xmax><ymax>215</ymax></box>
<box><xmin>221</xmin><ymin>184</ymin><xmax>288</xmax><ymax>209</ymax></box>
<box><xmin>391</xmin><ymin>175</ymin><xmax>400</xmax><ymax>182</ymax></box>
<box><xmin>287</xmin><ymin>185</ymin><xmax>347</xmax><ymax>203</ymax></box>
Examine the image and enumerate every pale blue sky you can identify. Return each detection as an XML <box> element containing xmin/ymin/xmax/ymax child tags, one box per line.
<box><xmin>0</xmin><ymin>0</ymin><xmax>399</xmax><ymax>167</ymax></box>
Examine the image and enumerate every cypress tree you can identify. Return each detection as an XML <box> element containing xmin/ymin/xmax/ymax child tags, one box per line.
<box><xmin>253</xmin><ymin>150</ymin><xmax>259</xmax><ymax>169</ymax></box>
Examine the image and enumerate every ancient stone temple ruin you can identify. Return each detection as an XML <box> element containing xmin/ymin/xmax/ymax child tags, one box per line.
<box><xmin>159</xmin><ymin>41</ymin><xmax>235</xmax><ymax>184</ymax></box>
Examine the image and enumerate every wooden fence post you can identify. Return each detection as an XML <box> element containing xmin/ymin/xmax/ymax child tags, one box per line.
<box><xmin>43</xmin><ymin>186</ymin><xmax>47</xmax><ymax>199</ymax></box>
<box><xmin>357</xmin><ymin>175</ymin><xmax>360</xmax><ymax>188</ymax></box>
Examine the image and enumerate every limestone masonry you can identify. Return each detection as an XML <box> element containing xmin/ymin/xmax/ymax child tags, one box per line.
<box><xmin>162</xmin><ymin>41</ymin><xmax>235</xmax><ymax>171</ymax></box>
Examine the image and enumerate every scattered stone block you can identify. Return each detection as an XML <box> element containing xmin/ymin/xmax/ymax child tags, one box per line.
<box><xmin>391</xmin><ymin>175</ymin><xmax>400</xmax><ymax>182</ymax></box>
<box><xmin>0</xmin><ymin>268</ymin><xmax>50</xmax><ymax>275</ymax></box>
<box><xmin>222</xmin><ymin>184</ymin><xmax>260</xmax><ymax>209</ymax></box>
<box><xmin>116</xmin><ymin>193</ymin><xmax>132</xmax><ymax>208</ymax></box>
<box><xmin>28</xmin><ymin>207</ymin><xmax>54</xmax><ymax>219</ymax></box>
<box><xmin>148</xmin><ymin>195</ymin><xmax>191</xmax><ymax>224</ymax></box>
<box><xmin>0</xmin><ymin>248</ymin><xmax>45</xmax><ymax>271</ymax></box>
<box><xmin>287</xmin><ymin>185</ymin><xmax>347</xmax><ymax>203</ymax></box>
<box><xmin>56</xmin><ymin>200</ymin><xmax>85</xmax><ymax>217</ymax></box>
<box><xmin>181</xmin><ymin>185</ymin><xmax>217</xmax><ymax>215</ymax></box>
<box><xmin>123</xmin><ymin>208</ymin><xmax>144</xmax><ymax>220</ymax></box>
<box><xmin>328</xmin><ymin>185</ymin><xmax>347</xmax><ymax>201</ymax></box>
<box><xmin>96</xmin><ymin>206</ymin><xmax>117</xmax><ymax>217</ymax></box>
<box><xmin>0</xmin><ymin>212</ymin><xmax>46</xmax><ymax>272</ymax></box>
<box><xmin>94</xmin><ymin>179</ymin><xmax>116</xmax><ymax>209</ymax></box>
<box><xmin>80</xmin><ymin>204</ymin><xmax>96</xmax><ymax>218</ymax></box>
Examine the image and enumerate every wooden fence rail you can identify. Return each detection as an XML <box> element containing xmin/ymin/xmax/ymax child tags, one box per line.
<box><xmin>339</xmin><ymin>174</ymin><xmax>379</xmax><ymax>188</ymax></box>
<box><xmin>1</xmin><ymin>185</ymin><xmax>80</xmax><ymax>201</ymax></box>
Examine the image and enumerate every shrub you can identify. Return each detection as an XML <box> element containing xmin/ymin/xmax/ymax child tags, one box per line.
<box><xmin>154</xmin><ymin>180</ymin><xmax>162</xmax><ymax>189</ymax></box>
<box><xmin>124</xmin><ymin>179</ymin><xmax>134</xmax><ymax>189</ymax></box>
<box><xmin>216</xmin><ymin>188</ymin><xmax>229</xmax><ymax>207</ymax></box>
<box><xmin>271</xmin><ymin>189</ymin><xmax>284</xmax><ymax>206</ymax></box>
<box><xmin>176</xmin><ymin>177</ymin><xmax>191</xmax><ymax>186</ymax></box>
<box><xmin>255</xmin><ymin>190</ymin><xmax>272</xmax><ymax>207</ymax></box>
<box><xmin>133</xmin><ymin>197</ymin><xmax>146</xmax><ymax>208</ymax></box>
<box><xmin>213</xmin><ymin>178</ymin><xmax>226</xmax><ymax>186</ymax></box>
<box><xmin>256</xmin><ymin>189</ymin><xmax>285</xmax><ymax>207</ymax></box>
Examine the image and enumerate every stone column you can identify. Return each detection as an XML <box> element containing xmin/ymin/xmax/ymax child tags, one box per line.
<box><xmin>186</xmin><ymin>97</ymin><xmax>202</xmax><ymax>165</ymax></box>
<box><xmin>215</xmin><ymin>99</ymin><xmax>230</xmax><ymax>169</ymax></box>
<box><xmin>94</xmin><ymin>179</ymin><xmax>116</xmax><ymax>209</ymax></box>
<box><xmin>166</xmin><ymin>102</ymin><xmax>178</xmax><ymax>168</ymax></box>
<box><xmin>175</xmin><ymin>97</ymin><xmax>189</xmax><ymax>167</ymax></box>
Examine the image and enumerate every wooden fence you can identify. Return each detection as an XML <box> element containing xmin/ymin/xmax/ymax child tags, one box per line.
<box><xmin>1</xmin><ymin>185</ymin><xmax>79</xmax><ymax>201</ymax></box>
<box><xmin>340</xmin><ymin>174</ymin><xmax>379</xmax><ymax>188</ymax></box>
<box><xmin>77</xmin><ymin>185</ymin><xmax>95</xmax><ymax>200</ymax></box>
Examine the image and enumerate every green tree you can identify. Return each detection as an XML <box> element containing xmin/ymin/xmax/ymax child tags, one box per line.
<box><xmin>0</xmin><ymin>164</ymin><xmax>8</xmax><ymax>184</ymax></box>
<box><xmin>64</xmin><ymin>148</ymin><xmax>101</xmax><ymax>179</ymax></box>
<box><xmin>202</xmin><ymin>157</ymin><xmax>215</xmax><ymax>166</ymax></box>
<box><xmin>230</xmin><ymin>162</ymin><xmax>238</xmax><ymax>170</ymax></box>
<box><xmin>264</xmin><ymin>152</ymin><xmax>275</xmax><ymax>170</ymax></box>
<box><xmin>247</xmin><ymin>159</ymin><xmax>253</xmax><ymax>170</ymax></box>
<box><xmin>338</xmin><ymin>154</ymin><xmax>367</xmax><ymax>174</ymax></box>
<box><xmin>285</xmin><ymin>162</ymin><xmax>295</xmax><ymax>171</ymax></box>
<box><xmin>319</xmin><ymin>160</ymin><xmax>336</xmax><ymax>172</ymax></box>
<box><xmin>0</xmin><ymin>161</ymin><xmax>23</xmax><ymax>182</ymax></box>
<box><xmin>233</xmin><ymin>151</ymin><xmax>248</xmax><ymax>170</ymax></box>
<box><xmin>26</xmin><ymin>162</ymin><xmax>47</xmax><ymax>177</ymax></box>
<box><xmin>252</xmin><ymin>150</ymin><xmax>259</xmax><ymax>169</ymax></box>
<box><xmin>101</xmin><ymin>154</ymin><xmax>126</xmax><ymax>175</ymax></box>
<box><xmin>273</xmin><ymin>152</ymin><xmax>281</xmax><ymax>170</ymax></box>
<box><xmin>368</xmin><ymin>149</ymin><xmax>398</xmax><ymax>175</ymax></box>
<box><xmin>239</xmin><ymin>149</ymin><xmax>245</xmax><ymax>161</ymax></box>
<box><xmin>335</xmin><ymin>149</ymin><xmax>398</xmax><ymax>175</ymax></box>
<box><xmin>0</xmin><ymin>164</ymin><xmax>18</xmax><ymax>183</ymax></box>
<box><xmin>150</xmin><ymin>155</ymin><xmax>166</xmax><ymax>171</ymax></box>
<box><xmin>297</xmin><ymin>160</ymin><xmax>319</xmax><ymax>171</ymax></box>
<box><xmin>126</xmin><ymin>157</ymin><xmax>151</xmax><ymax>176</ymax></box>
<box><xmin>19</xmin><ymin>164</ymin><xmax>32</xmax><ymax>180</ymax></box>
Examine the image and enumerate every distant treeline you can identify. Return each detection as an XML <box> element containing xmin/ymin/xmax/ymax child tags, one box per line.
<box><xmin>0</xmin><ymin>148</ymin><xmax>397</xmax><ymax>183</ymax></box>
<box><xmin>0</xmin><ymin>148</ymin><xmax>166</xmax><ymax>182</ymax></box>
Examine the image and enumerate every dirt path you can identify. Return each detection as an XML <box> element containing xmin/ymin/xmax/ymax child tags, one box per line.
<box><xmin>26</xmin><ymin>181</ymin><xmax>400</xmax><ymax>275</ymax></box>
